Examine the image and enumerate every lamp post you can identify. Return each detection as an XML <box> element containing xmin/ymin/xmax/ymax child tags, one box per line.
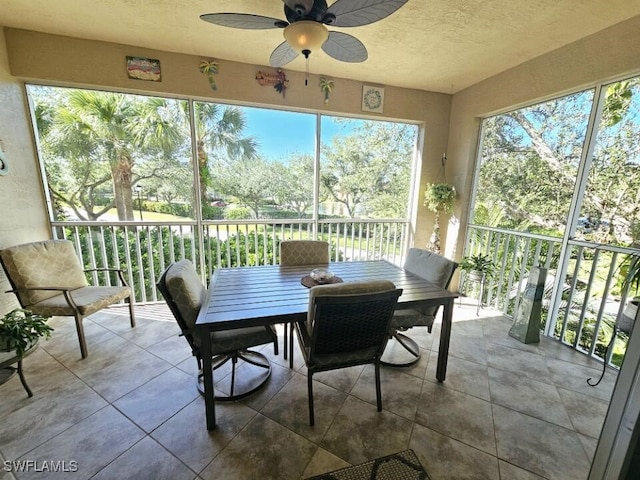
<box><xmin>134</xmin><ymin>184</ymin><xmax>143</xmax><ymax>221</ymax></box>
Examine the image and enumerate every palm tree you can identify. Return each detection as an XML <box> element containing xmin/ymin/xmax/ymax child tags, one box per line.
<box><xmin>189</xmin><ymin>102</ymin><xmax>258</xmax><ymax>207</ymax></box>
<box><xmin>34</xmin><ymin>88</ymin><xmax>257</xmax><ymax>221</ymax></box>
<box><xmin>37</xmin><ymin>89</ymin><xmax>184</xmax><ymax>220</ymax></box>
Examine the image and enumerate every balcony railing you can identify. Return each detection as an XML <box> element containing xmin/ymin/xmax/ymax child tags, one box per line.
<box><xmin>52</xmin><ymin>218</ymin><xmax>410</xmax><ymax>304</ymax></box>
<box><xmin>53</xmin><ymin>218</ymin><xmax>636</xmax><ymax>368</ymax></box>
<box><xmin>464</xmin><ymin>225</ymin><xmax>639</xmax><ymax>368</ymax></box>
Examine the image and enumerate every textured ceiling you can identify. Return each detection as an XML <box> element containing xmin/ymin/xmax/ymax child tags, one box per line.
<box><xmin>2</xmin><ymin>1</ymin><xmax>639</xmax><ymax>93</ymax></box>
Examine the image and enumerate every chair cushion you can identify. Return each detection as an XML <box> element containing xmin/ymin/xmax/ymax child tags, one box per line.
<box><xmin>391</xmin><ymin>308</ymin><xmax>435</xmax><ymax>329</ymax></box>
<box><xmin>210</xmin><ymin>326</ymin><xmax>277</xmax><ymax>355</ymax></box>
<box><xmin>163</xmin><ymin>260</ymin><xmax>207</xmax><ymax>333</ymax></box>
<box><xmin>305</xmin><ymin>346</ymin><xmax>380</xmax><ymax>367</ymax></box>
<box><xmin>27</xmin><ymin>286</ymin><xmax>131</xmax><ymax>317</ymax></box>
<box><xmin>393</xmin><ymin>249</ymin><xmax>457</xmax><ymax>329</ymax></box>
<box><xmin>280</xmin><ymin>240</ymin><xmax>330</xmax><ymax>266</ymax></box>
<box><xmin>404</xmin><ymin>248</ymin><xmax>457</xmax><ymax>287</ymax></box>
<box><xmin>0</xmin><ymin>240</ymin><xmax>88</xmax><ymax>306</ymax></box>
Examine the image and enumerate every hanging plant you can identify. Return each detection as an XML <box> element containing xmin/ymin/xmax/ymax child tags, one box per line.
<box><xmin>424</xmin><ymin>183</ymin><xmax>456</xmax><ymax>213</ymax></box>
<box><xmin>199</xmin><ymin>60</ymin><xmax>219</xmax><ymax>90</ymax></box>
<box><xmin>319</xmin><ymin>77</ymin><xmax>334</xmax><ymax>104</ymax></box>
<box><xmin>424</xmin><ymin>182</ymin><xmax>456</xmax><ymax>254</ymax></box>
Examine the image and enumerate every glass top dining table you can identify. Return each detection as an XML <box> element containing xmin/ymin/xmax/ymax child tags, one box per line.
<box><xmin>196</xmin><ymin>259</ymin><xmax>459</xmax><ymax>430</ymax></box>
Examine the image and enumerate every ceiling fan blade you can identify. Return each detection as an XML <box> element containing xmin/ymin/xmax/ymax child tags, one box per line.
<box><xmin>282</xmin><ymin>0</ymin><xmax>314</xmax><ymax>15</ymax></box>
<box><xmin>270</xmin><ymin>41</ymin><xmax>300</xmax><ymax>67</ymax></box>
<box><xmin>322</xmin><ymin>31</ymin><xmax>368</xmax><ymax>63</ymax></box>
<box><xmin>325</xmin><ymin>0</ymin><xmax>408</xmax><ymax>27</ymax></box>
<box><xmin>200</xmin><ymin>13</ymin><xmax>288</xmax><ymax>29</ymax></box>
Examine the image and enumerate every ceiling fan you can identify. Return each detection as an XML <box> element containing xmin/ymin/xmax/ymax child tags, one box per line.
<box><xmin>200</xmin><ymin>0</ymin><xmax>409</xmax><ymax>69</ymax></box>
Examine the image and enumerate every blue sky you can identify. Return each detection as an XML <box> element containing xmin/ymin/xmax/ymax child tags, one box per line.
<box><xmin>241</xmin><ymin>106</ymin><xmax>359</xmax><ymax>161</ymax></box>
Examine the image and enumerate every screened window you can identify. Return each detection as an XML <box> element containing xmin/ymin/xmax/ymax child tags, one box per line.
<box><xmin>475</xmin><ymin>90</ymin><xmax>594</xmax><ymax>236</ymax></box>
<box><xmin>196</xmin><ymin>103</ymin><xmax>316</xmax><ymax>220</ymax></box>
<box><xmin>27</xmin><ymin>85</ymin><xmax>418</xmax><ymax>225</ymax></box>
<box><xmin>577</xmin><ymin>78</ymin><xmax>640</xmax><ymax>246</ymax></box>
<box><xmin>320</xmin><ymin>116</ymin><xmax>417</xmax><ymax>219</ymax></box>
<box><xmin>28</xmin><ymin>86</ymin><xmax>194</xmax><ymax>222</ymax></box>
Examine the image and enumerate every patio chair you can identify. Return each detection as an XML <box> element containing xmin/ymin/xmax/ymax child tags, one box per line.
<box><xmin>0</xmin><ymin>239</ymin><xmax>135</xmax><ymax>359</ymax></box>
<box><xmin>157</xmin><ymin>260</ymin><xmax>278</xmax><ymax>401</ymax></box>
<box><xmin>294</xmin><ymin>280</ymin><xmax>402</xmax><ymax>425</ymax></box>
<box><xmin>381</xmin><ymin>248</ymin><xmax>457</xmax><ymax>367</ymax></box>
<box><xmin>280</xmin><ymin>240</ymin><xmax>330</xmax><ymax>266</ymax></box>
<box><xmin>279</xmin><ymin>240</ymin><xmax>330</xmax><ymax>367</ymax></box>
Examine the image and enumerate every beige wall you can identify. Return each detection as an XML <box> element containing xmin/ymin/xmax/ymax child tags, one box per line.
<box><xmin>446</xmin><ymin>14</ymin><xmax>640</xmax><ymax>262</ymax></box>
<box><xmin>0</xmin><ymin>30</ymin><xmax>50</xmax><ymax>315</ymax></box>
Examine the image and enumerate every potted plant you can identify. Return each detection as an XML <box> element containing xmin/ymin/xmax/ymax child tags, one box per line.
<box><xmin>0</xmin><ymin>308</ymin><xmax>53</xmax><ymax>356</ymax></box>
<box><xmin>459</xmin><ymin>253</ymin><xmax>496</xmax><ymax>282</ymax></box>
<box><xmin>424</xmin><ymin>183</ymin><xmax>456</xmax><ymax>254</ymax></box>
<box><xmin>619</xmin><ymin>254</ymin><xmax>640</xmax><ymax>333</ymax></box>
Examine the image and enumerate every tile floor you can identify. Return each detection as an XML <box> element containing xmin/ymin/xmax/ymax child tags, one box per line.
<box><xmin>0</xmin><ymin>300</ymin><xmax>618</xmax><ymax>480</ymax></box>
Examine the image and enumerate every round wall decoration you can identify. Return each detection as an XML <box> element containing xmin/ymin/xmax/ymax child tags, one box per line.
<box><xmin>364</xmin><ymin>89</ymin><xmax>382</xmax><ymax>109</ymax></box>
<box><xmin>361</xmin><ymin>85</ymin><xmax>385</xmax><ymax>113</ymax></box>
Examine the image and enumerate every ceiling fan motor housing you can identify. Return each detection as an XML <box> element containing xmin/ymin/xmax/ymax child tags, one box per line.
<box><xmin>284</xmin><ymin>0</ymin><xmax>328</xmax><ymax>23</ymax></box>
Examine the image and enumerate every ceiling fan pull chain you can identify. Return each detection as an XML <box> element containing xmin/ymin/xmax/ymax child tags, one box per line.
<box><xmin>302</xmin><ymin>49</ymin><xmax>311</xmax><ymax>86</ymax></box>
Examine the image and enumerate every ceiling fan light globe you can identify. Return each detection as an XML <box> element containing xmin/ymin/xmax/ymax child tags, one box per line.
<box><xmin>283</xmin><ymin>21</ymin><xmax>328</xmax><ymax>55</ymax></box>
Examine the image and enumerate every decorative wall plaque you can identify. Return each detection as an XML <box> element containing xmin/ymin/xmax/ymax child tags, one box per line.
<box><xmin>199</xmin><ymin>60</ymin><xmax>219</xmax><ymax>90</ymax></box>
<box><xmin>362</xmin><ymin>85</ymin><xmax>384</xmax><ymax>113</ymax></box>
<box><xmin>255</xmin><ymin>69</ymin><xmax>288</xmax><ymax>98</ymax></box>
<box><xmin>126</xmin><ymin>56</ymin><xmax>161</xmax><ymax>82</ymax></box>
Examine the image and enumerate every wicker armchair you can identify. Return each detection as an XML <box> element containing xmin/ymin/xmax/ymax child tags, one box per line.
<box><xmin>294</xmin><ymin>280</ymin><xmax>402</xmax><ymax>425</ymax></box>
<box><xmin>382</xmin><ymin>248</ymin><xmax>457</xmax><ymax>367</ymax></box>
<box><xmin>0</xmin><ymin>239</ymin><xmax>135</xmax><ymax>359</ymax></box>
<box><xmin>157</xmin><ymin>260</ymin><xmax>278</xmax><ymax>400</ymax></box>
<box><xmin>279</xmin><ymin>240</ymin><xmax>330</xmax><ymax>367</ymax></box>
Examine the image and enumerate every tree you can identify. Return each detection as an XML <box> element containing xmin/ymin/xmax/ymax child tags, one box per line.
<box><xmin>478</xmin><ymin>80</ymin><xmax>640</xmax><ymax>245</ymax></box>
<box><xmin>212</xmin><ymin>157</ymin><xmax>275</xmax><ymax>218</ymax></box>
<box><xmin>191</xmin><ymin>102</ymin><xmax>257</xmax><ymax>207</ymax></box>
<box><xmin>35</xmin><ymin>88</ymin><xmax>185</xmax><ymax>220</ymax></box>
<box><xmin>321</xmin><ymin>121</ymin><xmax>414</xmax><ymax>218</ymax></box>
<box><xmin>271</xmin><ymin>153</ymin><xmax>314</xmax><ymax>216</ymax></box>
